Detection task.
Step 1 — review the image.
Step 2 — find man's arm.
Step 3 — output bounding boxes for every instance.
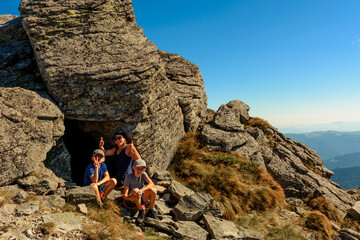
[99,137,117,156]
[125,140,141,160]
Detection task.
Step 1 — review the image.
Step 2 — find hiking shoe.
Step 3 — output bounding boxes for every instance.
[136,210,145,223]
[146,208,159,220]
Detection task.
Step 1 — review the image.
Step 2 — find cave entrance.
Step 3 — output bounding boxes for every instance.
[63,120,116,186]
[63,120,97,185]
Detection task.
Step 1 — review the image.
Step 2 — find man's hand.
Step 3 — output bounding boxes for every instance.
[99,137,105,150]
[126,140,136,155]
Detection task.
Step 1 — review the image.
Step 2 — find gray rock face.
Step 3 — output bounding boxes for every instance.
[214,100,250,131]
[173,192,223,221]
[44,139,72,182]
[348,201,360,221]
[66,186,96,204]
[159,50,207,132]
[144,217,208,240]
[203,214,264,240]
[0,87,64,186]
[0,15,45,91]
[168,180,195,200]
[19,0,207,172]
[200,100,355,215]
[16,201,40,216]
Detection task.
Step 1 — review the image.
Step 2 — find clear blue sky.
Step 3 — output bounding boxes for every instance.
[3,0,360,128]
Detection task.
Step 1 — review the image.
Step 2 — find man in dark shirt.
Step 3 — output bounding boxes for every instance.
[99,130,141,187]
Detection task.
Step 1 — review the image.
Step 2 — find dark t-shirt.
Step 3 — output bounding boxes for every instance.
[115,145,133,179]
[83,162,108,186]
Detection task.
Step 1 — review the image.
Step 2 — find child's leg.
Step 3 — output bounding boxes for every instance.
[127,188,143,210]
[142,187,157,209]
[102,178,117,198]
[90,183,102,206]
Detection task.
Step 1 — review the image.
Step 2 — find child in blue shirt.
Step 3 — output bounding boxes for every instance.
[83,149,117,207]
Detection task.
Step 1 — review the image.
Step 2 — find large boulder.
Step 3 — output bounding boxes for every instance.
[200,100,356,215]
[0,15,45,91]
[159,50,207,132]
[0,87,64,186]
[19,0,207,172]
[214,100,250,131]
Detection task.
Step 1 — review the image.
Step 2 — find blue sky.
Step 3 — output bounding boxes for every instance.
[3,1,360,129]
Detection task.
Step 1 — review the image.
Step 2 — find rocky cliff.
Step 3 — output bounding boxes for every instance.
[200,100,355,216]
[18,0,207,173]
[0,0,359,239]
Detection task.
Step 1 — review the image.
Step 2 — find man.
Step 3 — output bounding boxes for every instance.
[99,130,141,187]
[83,149,117,207]
[122,159,158,223]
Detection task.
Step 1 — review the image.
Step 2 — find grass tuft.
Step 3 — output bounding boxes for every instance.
[169,132,285,219]
[303,211,333,240]
[308,197,341,223]
[266,224,307,240]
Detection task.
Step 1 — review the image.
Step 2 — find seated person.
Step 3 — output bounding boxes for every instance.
[99,130,141,187]
[83,149,117,207]
[122,159,158,223]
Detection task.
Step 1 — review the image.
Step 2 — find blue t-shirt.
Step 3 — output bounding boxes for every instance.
[83,162,108,186]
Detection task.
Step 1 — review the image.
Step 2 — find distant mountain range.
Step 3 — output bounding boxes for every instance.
[332,167,360,189]
[325,152,360,170]
[285,131,360,161]
[278,121,360,134]
[285,131,360,189]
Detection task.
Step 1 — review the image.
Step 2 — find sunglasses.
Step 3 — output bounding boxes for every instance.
[115,136,124,141]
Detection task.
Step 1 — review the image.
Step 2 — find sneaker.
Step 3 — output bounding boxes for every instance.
[146,208,159,220]
[136,209,145,223]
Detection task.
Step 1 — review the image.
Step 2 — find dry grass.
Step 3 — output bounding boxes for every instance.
[340,218,360,232]
[169,132,285,219]
[266,224,307,240]
[245,117,276,148]
[236,209,306,239]
[246,117,271,131]
[308,197,341,223]
[302,211,333,240]
[36,222,55,236]
[83,200,143,240]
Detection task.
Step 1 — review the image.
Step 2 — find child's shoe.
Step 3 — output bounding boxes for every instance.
[146,208,159,220]
[136,209,145,223]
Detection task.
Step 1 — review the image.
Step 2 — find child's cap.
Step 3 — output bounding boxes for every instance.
[92,149,105,157]
[134,159,146,168]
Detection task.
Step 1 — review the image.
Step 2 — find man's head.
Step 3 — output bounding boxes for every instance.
[92,149,105,162]
[132,159,147,177]
[113,130,127,145]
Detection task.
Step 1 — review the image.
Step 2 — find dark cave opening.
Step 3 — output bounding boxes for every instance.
[63,120,118,186]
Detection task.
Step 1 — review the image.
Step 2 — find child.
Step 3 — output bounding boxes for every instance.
[83,149,117,207]
[122,159,158,223]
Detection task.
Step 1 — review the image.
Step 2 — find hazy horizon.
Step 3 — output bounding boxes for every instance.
[2,1,360,128]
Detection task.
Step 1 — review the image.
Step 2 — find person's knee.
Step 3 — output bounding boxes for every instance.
[150,187,157,196]
[111,178,117,186]
[90,183,97,191]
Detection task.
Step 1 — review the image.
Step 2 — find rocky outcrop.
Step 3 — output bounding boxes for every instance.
[159,50,207,131]
[19,0,207,172]
[0,15,45,91]
[0,87,65,186]
[200,100,356,215]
